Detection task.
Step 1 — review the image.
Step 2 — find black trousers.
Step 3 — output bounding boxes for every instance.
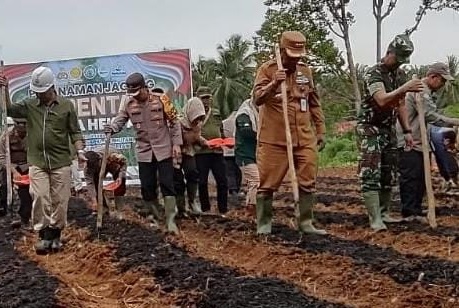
[174,154,199,197]
[195,153,228,213]
[138,156,175,201]
[225,156,242,194]
[399,150,424,217]
[0,166,32,222]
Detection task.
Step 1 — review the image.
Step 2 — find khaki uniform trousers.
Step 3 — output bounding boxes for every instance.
[30,165,71,231]
[257,143,317,194]
[240,163,260,206]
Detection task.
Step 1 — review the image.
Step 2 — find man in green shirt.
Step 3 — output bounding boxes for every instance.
[0,66,85,254]
[194,86,228,214]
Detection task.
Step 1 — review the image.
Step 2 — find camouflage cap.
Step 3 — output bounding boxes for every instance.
[196,86,212,98]
[387,34,414,64]
[280,31,306,58]
[427,62,454,81]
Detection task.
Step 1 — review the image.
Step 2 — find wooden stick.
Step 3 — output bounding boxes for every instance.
[96,133,111,229]
[0,59,13,215]
[413,75,437,228]
[274,44,299,205]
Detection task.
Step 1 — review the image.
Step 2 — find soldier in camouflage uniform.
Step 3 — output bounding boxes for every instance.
[356,34,424,231]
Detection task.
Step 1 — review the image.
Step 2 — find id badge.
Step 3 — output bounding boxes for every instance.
[300,98,308,112]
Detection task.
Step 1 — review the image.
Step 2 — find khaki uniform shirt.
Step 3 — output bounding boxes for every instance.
[253,60,325,147]
[111,91,183,162]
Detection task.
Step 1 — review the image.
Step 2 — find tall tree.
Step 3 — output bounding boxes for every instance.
[254,0,344,74]
[192,35,255,118]
[213,35,255,117]
[406,0,459,35]
[373,0,398,61]
[192,56,218,92]
[324,0,361,112]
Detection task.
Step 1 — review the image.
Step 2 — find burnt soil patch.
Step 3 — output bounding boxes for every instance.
[67,199,347,308]
[0,215,63,308]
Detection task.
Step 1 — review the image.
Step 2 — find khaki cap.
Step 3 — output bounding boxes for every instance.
[280,31,306,58]
[427,62,454,81]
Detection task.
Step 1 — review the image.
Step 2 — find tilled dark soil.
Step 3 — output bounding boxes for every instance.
[0,216,63,308]
[2,166,459,307]
[67,200,346,308]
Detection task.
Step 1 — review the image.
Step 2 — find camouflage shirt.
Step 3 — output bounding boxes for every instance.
[357,63,407,130]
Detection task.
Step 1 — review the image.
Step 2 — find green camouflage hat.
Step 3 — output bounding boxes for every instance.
[387,34,414,64]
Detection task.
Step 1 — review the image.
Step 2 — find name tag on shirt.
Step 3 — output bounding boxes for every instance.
[300,98,308,112]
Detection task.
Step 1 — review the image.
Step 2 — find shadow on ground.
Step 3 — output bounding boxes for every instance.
[0,216,65,308]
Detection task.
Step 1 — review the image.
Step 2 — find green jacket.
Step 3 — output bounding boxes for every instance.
[195,108,223,155]
[235,114,257,166]
[7,96,83,170]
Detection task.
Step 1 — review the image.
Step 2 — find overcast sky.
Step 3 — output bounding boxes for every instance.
[0,0,458,67]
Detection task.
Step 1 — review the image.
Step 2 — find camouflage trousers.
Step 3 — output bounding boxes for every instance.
[356,124,399,192]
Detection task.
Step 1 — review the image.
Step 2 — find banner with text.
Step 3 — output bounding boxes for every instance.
[3,49,192,178]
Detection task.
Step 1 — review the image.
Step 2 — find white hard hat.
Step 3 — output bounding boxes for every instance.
[30,66,55,93]
[6,117,14,125]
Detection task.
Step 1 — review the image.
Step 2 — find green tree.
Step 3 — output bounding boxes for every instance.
[191,56,218,92]
[254,0,344,74]
[324,0,361,112]
[439,55,459,108]
[213,35,255,117]
[192,35,255,118]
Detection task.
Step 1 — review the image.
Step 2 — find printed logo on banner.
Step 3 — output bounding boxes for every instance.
[97,65,110,79]
[57,69,69,80]
[111,63,127,78]
[83,65,97,80]
[70,67,82,80]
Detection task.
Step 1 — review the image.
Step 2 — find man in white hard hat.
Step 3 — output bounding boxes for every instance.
[6,117,14,131]
[0,66,86,254]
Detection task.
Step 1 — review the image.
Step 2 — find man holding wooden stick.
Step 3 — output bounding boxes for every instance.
[107,73,183,234]
[357,34,424,231]
[253,31,326,235]
[0,66,86,254]
[396,63,458,221]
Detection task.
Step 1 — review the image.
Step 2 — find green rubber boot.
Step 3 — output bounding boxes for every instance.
[256,193,273,235]
[187,183,202,214]
[164,196,179,234]
[363,191,387,231]
[380,189,402,223]
[297,192,327,235]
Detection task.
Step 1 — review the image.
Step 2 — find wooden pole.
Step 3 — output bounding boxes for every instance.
[413,75,437,228]
[96,133,111,229]
[274,44,299,206]
[0,59,13,216]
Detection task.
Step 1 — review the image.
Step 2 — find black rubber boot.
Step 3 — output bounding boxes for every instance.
[50,228,62,251]
[35,227,53,255]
